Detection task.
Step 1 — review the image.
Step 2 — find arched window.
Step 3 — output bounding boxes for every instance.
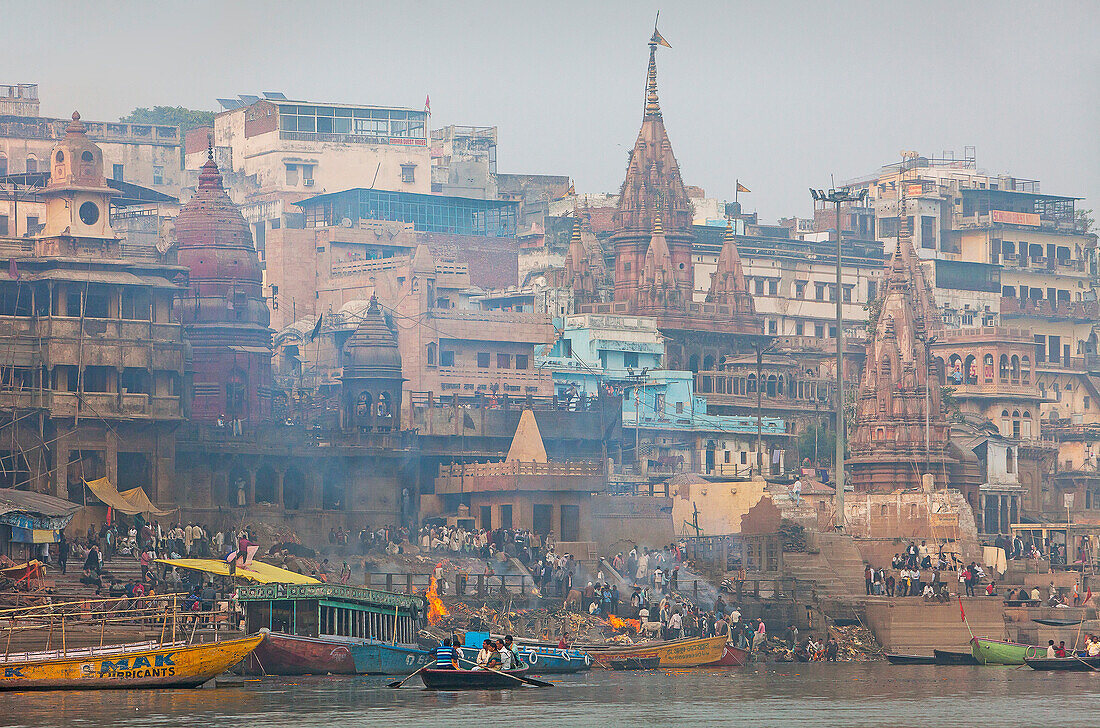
[376,391,392,417]
[1001,409,1011,437]
[747,373,757,394]
[999,354,1009,380]
[688,354,700,373]
[1012,410,1021,439]
[703,355,715,371]
[426,342,436,366]
[948,355,963,384]
[1021,411,1032,439]
[766,374,777,398]
[964,354,977,384]
[1010,355,1020,381]
[24,155,37,174]
[983,354,994,382]
[355,391,372,421]
[1022,356,1031,384]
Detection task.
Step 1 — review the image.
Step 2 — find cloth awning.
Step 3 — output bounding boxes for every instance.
[156,558,320,585]
[84,477,176,516]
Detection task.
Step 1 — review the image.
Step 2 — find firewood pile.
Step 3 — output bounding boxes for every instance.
[779,521,807,552]
[422,600,636,645]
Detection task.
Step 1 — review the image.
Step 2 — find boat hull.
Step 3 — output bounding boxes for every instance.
[591,635,728,668]
[350,642,434,675]
[886,653,937,665]
[246,632,358,675]
[420,667,530,690]
[0,634,264,691]
[706,644,751,667]
[610,656,660,670]
[933,649,980,666]
[1024,656,1100,671]
[971,637,1042,665]
[457,645,590,674]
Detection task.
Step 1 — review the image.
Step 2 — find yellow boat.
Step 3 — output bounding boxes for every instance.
[591,634,728,668]
[0,632,265,691]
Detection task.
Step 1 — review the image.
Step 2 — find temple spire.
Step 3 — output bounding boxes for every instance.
[645,17,671,118]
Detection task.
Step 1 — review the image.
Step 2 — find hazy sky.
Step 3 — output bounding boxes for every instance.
[5,0,1098,222]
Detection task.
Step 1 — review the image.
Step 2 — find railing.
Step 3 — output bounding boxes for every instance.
[439,459,602,479]
[362,571,535,596]
[174,422,417,450]
[1001,297,1098,320]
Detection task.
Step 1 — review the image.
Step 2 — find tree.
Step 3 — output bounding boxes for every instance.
[120,106,215,131]
[1075,208,1095,234]
[794,424,836,468]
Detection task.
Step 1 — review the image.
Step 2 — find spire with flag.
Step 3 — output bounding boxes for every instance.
[424,94,431,115]
[645,13,671,118]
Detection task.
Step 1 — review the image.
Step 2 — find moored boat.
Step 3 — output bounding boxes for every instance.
[420,666,534,690]
[590,634,727,668]
[970,636,1042,665]
[0,633,264,691]
[457,643,590,675]
[609,656,660,670]
[706,643,751,667]
[933,649,980,666]
[351,641,434,675]
[1033,618,1083,627]
[237,582,426,675]
[1024,655,1100,671]
[886,653,937,665]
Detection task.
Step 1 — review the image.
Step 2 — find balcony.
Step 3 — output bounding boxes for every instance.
[1001,297,1098,321]
[43,391,181,420]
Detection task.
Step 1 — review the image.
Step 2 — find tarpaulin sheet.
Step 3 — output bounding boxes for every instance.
[983,545,1007,575]
[84,477,176,516]
[156,558,321,585]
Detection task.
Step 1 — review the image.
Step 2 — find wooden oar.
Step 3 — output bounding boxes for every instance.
[387,663,430,688]
[456,656,553,688]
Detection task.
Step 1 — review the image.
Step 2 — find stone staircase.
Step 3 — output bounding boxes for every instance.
[782,532,868,608]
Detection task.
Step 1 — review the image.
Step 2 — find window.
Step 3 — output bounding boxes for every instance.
[285,164,299,186]
[497,353,511,369]
[152,165,164,186]
[829,325,837,338]
[25,216,39,234]
[24,156,37,174]
[795,321,804,336]
[515,354,528,370]
[623,352,639,368]
[815,283,826,301]
[78,202,100,225]
[425,343,436,367]
[401,164,416,183]
[0,215,7,236]
[112,164,123,181]
[814,324,824,338]
[842,285,854,303]
[828,285,838,302]
[754,279,764,295]
[0,155,6,176]
[768,319,778,335]
[794,281,806,298]
[476,352,490,368]
[767,279,777,296]
[921,215,936,249]
[302,165,313,184]
[676,401,684,414]
[440,350,455,367]
[867,280,877,300]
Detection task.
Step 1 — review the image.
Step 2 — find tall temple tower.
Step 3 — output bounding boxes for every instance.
[705,219,755,315]
[340,295,403,433]
[847,232,952,492]
[611,27,695,303]
[175,148,273,425]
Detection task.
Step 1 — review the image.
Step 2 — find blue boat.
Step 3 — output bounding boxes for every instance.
[459,633,591,674]
[351,641,434,675]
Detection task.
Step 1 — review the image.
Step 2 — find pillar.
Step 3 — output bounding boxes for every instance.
[274,468,285,508]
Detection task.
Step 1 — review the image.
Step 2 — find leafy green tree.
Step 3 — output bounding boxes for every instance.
[1076,208,1095,234]
[120,106,215,131]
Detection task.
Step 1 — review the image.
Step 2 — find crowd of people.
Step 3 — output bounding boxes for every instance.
[860,541,990,601]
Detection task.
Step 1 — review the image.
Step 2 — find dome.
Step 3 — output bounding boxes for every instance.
[175,152,262,285]
[341,297,402,380]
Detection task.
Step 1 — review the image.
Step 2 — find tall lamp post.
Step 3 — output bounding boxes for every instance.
[810,186,867,530]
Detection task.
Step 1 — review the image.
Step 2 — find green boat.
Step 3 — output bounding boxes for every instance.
[970,636,1043,665]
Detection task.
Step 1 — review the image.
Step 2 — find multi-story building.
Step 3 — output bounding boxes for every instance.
[430,125,497,198]
[0,85,181,195]
[185,93,432,236]
[0,112,188,503]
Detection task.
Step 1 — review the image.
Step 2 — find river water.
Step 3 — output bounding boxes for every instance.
[8,663,1100,728]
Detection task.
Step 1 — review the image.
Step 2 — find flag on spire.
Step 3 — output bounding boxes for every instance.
[651,13,672,47]
[736,182,751,193]
[424,94,431,115]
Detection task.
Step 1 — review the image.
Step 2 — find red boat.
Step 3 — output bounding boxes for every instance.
[245,632,357,675]
[706,643,750,667]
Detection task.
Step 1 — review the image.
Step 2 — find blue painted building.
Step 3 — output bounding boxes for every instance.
[537,313,789,476]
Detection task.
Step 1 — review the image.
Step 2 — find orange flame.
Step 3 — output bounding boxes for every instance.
[426,574,449,625]
[606,614,642,633]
